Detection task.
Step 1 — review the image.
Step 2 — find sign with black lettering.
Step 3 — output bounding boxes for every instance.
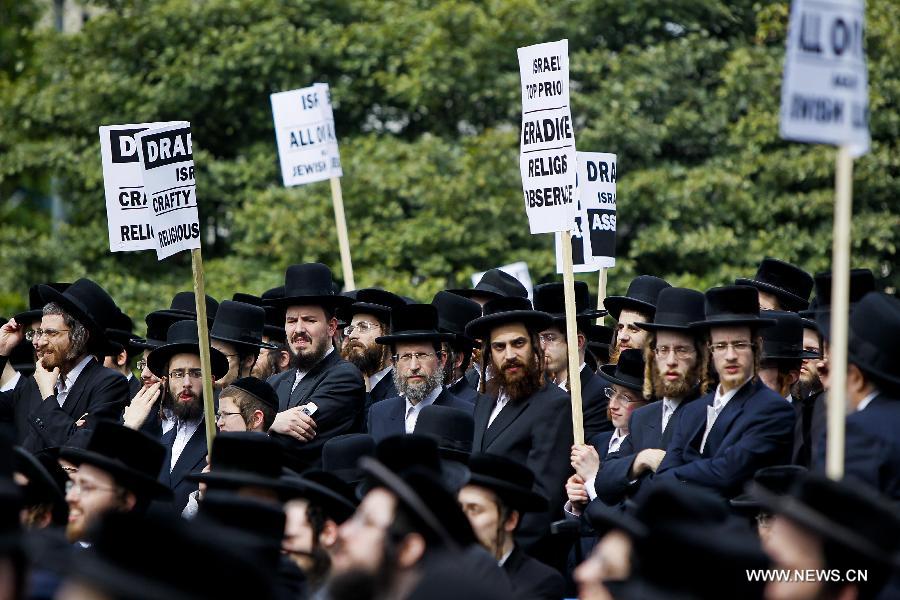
[780,0,869,155]
[135,122,201,260]
[517,40,577,234]
[556,152,617,273]
[271,82,342,186]
[99,122,180,252]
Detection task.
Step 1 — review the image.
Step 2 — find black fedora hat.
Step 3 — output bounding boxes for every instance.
[375,304,454,346]
[38,278,118,351]
[60,421,172,500]
[367,434,470,494]
[14,282,69,325]
[690,285,777,330]
[798,297,820,332]
[234,289,288,344]
[448,268,528,302]
[730,465,808,514]
[146,320,229,380]
[634,287,706,332]
[431,291,482,349]
[146,291,219,330]
[599,348,645,391]
[341,288,407,323]
[464,296,553,341]
[813,268,877,338]
[533,281,606,326]
[210,300,277,351]
[604,275,671,322]
[322,433,376,484]
[735,257,814,312]
[129,315,171,351]
[464,453,547,513]
[196,491,285,567]
[12,446,68,526]
[414,405,474,462]
[225,376,279,412]
[268,263,351,311]
[188,431,288,491]
[586,324,613,364]
[103,310,141,357]
[278,474,357,524]
[301,470,360,509]
[759,311,819,362]
[846,292,900,389]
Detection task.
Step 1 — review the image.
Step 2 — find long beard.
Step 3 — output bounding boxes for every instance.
[290,334,330,371]
[791,375,823,402]
[341,341,385,375]
[487,356,543,403]
[395,367,444,404]
[171,390,204,421]
[652,362,700,398]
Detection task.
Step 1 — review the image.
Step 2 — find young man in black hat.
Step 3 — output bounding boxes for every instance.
[592,287,708,506]
[368,304,472,443]
[58,421,171,543]
[215,376,278,433]
[266,263,366,471]
[0,279,131,452]
[465,296,572,555]
[603,275,670,364]
[101,310,142,400]
[459,453,565,600]
[145,320,229,512]
[210,300,277,390]
[533,281,611,438]
[232,289,292,381]
[651,286,796,499]
[758,311,819,399]
[432,291,483,405]
[736,256,815,312]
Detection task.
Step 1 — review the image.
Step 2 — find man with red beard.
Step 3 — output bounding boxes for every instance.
[465,297,572,557]
[146,320,229,512]
[266,263,366,471]
[592,288,708,506]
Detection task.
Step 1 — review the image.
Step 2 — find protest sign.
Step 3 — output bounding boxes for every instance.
[471,261,534,300]
[517,39,577,234]
[780,0,869,156]
[135,122,200,261]
[99,122,180,252]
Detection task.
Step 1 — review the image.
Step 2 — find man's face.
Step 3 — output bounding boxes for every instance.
[65,464,123,543]
[283,498,316,572]
[652,330,698,398]
[574,529,632,600]
[285,306,336,369]
[757,291,782,311]
[167,353,203,421]
[216,394,248,432]
[799,328,820,385]
[613,310,649,359]
[332,488,395,575]
[763,516,826,600]
[393,341,444,403]
[490,323,534,381]
[458,485,504,557]
[608,384,643,430]
[341,313,386,375]
[539,326,567,375]
[211,339,241,388]
[34,314,74,371]
[709,326,755,392]
[140,349,159,389]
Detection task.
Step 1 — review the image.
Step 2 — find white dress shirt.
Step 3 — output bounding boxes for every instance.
[405,386,441,433]
[488,390,510,427]
[0,370,21,393]
[608,428,628,454]
[857,391,879,412]
[55,355,94,407]
[170,416,202,471]
[661,397,682,433]
[700,380,749,453]
[368,365,393,393]
[291,346,334,393]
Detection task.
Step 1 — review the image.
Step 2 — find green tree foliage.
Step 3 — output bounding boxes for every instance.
[0,0,896,328]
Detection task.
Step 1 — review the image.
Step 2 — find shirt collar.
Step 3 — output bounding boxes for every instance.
[857,391,879,412]
[60,355,94,389]
[368,364,393,389]
[498,547,514,567]
[662,397,682,411]
[713,378,751,409]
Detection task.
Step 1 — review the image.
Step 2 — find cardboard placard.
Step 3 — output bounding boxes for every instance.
[556,152,617,273]
[271,83,343,186]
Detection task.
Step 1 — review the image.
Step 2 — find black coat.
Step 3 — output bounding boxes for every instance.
[448,375,479,405]
[0,356,130,452]
[472,382,573,551]
[367,369,397,407]
[502,544,565,600]
[367,388,473,443]
[127,373,141,400]
[581,367,613,439]
[268,350,366,471]
[158,421,208,514]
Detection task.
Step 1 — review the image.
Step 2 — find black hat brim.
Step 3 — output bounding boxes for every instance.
[59,448,173,500]
[375,331,455,346]
[186,470,292,493]
[12,309,43,326]
[464,473,547,512]
[209,333,278,351]
[464,310,553,341]
[599,363,644,392]
[633,320,698,333]
[278,476,357,522]
[129,337,164,351]
[735,278,809,312]
[689,317,777,330]
[37,284,108,349]
[62,548,195,600]
[343,302,392,322]
[603,297,657,322]
[446,288,503,302]
[266,294,353,311]
[146,343,229,380]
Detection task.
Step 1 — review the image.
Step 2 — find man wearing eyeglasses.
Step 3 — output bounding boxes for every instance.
[650,285,796,499]
[367,304,472,443]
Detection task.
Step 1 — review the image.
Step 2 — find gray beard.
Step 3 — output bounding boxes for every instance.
[394,368,444,404]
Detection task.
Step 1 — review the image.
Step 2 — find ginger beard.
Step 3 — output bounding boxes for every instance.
[341,340,386,376]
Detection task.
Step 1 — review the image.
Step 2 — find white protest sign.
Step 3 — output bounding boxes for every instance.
[556,152,617,273]
[271,83,342,187]
[517,39,577,234]
[99,122,181,252]
[555,192,599,274]
[780,0,869,156]
[471,261,534,300]
[135,122,200,260]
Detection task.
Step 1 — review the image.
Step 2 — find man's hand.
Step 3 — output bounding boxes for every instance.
[565,474,589,511]
[33,360,59,400]
[269,407,318,442]
[123,381,162,430]
[629,448,667,478]
[0,319,24,357]
[571,443,601,483]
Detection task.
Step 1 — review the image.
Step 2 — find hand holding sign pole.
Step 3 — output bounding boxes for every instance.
[518,40,584,444]
[780,0,869,480]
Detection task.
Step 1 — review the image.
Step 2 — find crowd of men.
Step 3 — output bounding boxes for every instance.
[0,256,898,599]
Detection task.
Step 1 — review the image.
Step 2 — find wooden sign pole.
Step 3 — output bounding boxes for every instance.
[329,177,356,291]
[560,231,585,445]
[191,248,217,455]
[825,145,853,480]
[597,267,608,319]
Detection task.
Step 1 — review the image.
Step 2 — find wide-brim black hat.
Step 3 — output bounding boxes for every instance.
[735,257,814,312]
[846,292,900,388]
[376,303,454,345]
[341,288,407,323]
[760,311,820,361]
[690,285,777,330]
[14,282,70,325]
[634,287,706,332]
[278,474,357,523]
[233,291,286,344]
[12,446,68,525]
[187,431,287,491]
[464,296,552,341]
[604,275,671,322]
[322,433,376,484]
[38,278,117,352]
[364,435,470,496]
[464,453,547,512]
[431,291,482,349]
[210,300,277,351]
[415,405,474,462]
[448,268,528,302]
[268,263,352,310]
[146,292,219,329]
[599,348,645,391]
[533,281,606,325]
[146,320,229,379]
[729,465,808,513]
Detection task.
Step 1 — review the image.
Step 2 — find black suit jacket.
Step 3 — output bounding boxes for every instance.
[268,350,365,471]
[502,544,566,600]
[360,368,397,430]
[158,421,208,513]
[0,356,130,452]
[473,382,573,552]
[367,388,473,443]
[580,367,613,438]
[126,374,141,400]
[448,375,479,405]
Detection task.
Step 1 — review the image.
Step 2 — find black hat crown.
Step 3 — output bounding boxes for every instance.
[146,320,229,380]
[736,258,814,312]
[38,278,119,349]
[635,287,706,331]
[208,432,284,480]
[533,281,605,322]
[376,303,452,346]
[469,269,528,299]
[322,433,375,483]
[753,465,808,496]
[692,285,776,329]
[351,288,406,314]
[375,435,443,476]
[847,292,900,388]
[813,269,876,308]
[468,453,535,493]
[169,291,219,318]
[15,282,70,325]
[227,377,279,411]
[431,291,482,345]
[415,405,474,459]
[276,263,348,309]
[600,348,645,392]
[464,296,553,341]
[198,491,286,557]
[760,311,814,361]
[604,275,671,321]
[211,300,272,349]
